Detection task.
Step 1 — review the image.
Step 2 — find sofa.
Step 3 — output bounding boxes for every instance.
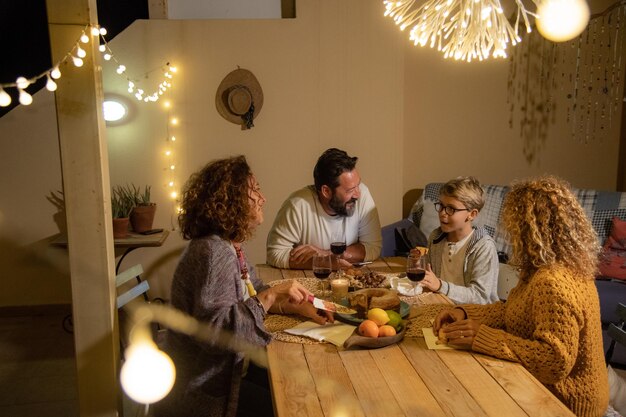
[382,182,626,365]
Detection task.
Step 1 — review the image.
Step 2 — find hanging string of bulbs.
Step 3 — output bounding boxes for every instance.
[0,24,177,107]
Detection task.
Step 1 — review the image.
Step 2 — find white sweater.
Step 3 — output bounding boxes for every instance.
[266,184,382,268]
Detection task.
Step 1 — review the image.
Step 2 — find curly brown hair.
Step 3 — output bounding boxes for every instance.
[178,155,255,242]
[501,176,600,281]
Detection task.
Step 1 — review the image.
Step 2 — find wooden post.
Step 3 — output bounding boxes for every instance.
[46,0,119,415]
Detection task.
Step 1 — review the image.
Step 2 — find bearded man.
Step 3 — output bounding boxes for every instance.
[266,148,382,269]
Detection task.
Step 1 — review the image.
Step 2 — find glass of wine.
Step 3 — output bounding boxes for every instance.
[330,229,347,272]
[406,253,426,295]
[312,254,332,296]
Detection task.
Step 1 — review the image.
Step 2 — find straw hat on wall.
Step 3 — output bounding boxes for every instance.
[215,68,264,130]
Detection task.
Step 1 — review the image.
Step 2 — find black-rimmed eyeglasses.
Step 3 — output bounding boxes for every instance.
[434,202,470,216]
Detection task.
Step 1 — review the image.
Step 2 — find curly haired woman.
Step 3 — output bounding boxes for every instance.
[154,156,332,417]
[434,176,609,417]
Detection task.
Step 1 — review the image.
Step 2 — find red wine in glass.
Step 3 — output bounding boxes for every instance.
[407,269,426,282]
[330,242,347,255]
[313,268,331,279]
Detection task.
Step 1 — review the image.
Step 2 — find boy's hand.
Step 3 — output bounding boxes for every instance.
[419,263,442,292]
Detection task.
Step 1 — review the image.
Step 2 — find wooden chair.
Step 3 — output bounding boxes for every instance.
[606,303,626,365]
[116,264,149,309]
[116,264,150,354]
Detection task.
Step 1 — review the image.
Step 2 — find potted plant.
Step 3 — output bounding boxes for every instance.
[112,185,134,238]
[127,184,157,233]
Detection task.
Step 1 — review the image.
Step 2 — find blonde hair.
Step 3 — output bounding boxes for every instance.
[501,176,600,281]
[440,176,484,211]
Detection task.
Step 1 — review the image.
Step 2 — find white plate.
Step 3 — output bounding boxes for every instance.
[389,277,423,296]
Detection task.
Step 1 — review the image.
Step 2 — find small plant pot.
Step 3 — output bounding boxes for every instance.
[130,204,157,233]
[113,217,130,239]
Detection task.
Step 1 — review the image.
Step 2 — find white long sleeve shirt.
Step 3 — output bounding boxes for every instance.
[266,184,382,268]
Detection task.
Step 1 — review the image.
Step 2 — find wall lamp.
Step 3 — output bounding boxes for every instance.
[103,93,134,126]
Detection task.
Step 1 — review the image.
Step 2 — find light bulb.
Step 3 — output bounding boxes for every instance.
[99,45,106,52]
[170,165,175,170]
[80,33,89,43]
[99,27,107,36]
[72,56,83,67]
[120,341,175,404]
[51,67,61,79]
[91,27,100,36]
[163,101,171,108]
[0,89,11,107]
[168,181,174,187]
[165,150,171,156]
[117,65,126,74]
[76,45,86,58]
[170,117,178,125]
[536,0,590,42]
[16,77,30,89]
[103,53,111,61]
[170,191,178,199]
[45,75,57,91]
[170,66,177,73]
[170,136,176,141]
[18,89,33,105]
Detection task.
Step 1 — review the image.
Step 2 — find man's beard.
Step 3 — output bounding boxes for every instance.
[329,193,357,217]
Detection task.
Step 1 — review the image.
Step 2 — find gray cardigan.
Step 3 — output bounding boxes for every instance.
[154,235,271,417]
[427,226,499,304]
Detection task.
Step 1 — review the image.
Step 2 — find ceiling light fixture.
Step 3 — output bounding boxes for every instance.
[383,0,590,62]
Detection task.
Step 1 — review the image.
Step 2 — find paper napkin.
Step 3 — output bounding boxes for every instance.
[285,321,356,346]
[390,277,424,296]
[422,327,454,350]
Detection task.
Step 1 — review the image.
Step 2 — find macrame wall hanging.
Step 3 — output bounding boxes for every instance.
[507,0,626,163]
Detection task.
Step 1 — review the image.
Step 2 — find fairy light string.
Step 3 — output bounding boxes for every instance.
[0,23,182,220]
[0,24,176,108]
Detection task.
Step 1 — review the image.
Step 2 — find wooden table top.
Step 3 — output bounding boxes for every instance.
[260,257,574,417]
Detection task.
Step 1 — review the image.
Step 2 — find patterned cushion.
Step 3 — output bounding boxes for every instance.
[409,183,626,262]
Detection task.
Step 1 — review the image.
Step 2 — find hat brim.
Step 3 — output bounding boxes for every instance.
[215,68,264,126]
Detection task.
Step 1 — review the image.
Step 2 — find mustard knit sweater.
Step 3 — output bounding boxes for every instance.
[462,266,609,417]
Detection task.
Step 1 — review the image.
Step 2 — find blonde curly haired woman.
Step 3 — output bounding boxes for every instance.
[434,176,609,417]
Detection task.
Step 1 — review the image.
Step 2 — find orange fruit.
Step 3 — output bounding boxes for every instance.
[358,320,379,338]
[378,325,397,337]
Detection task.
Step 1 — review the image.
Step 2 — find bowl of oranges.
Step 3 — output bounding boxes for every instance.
[343,308,406,349]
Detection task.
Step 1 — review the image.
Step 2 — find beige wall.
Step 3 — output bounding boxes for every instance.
[0,0,623,306]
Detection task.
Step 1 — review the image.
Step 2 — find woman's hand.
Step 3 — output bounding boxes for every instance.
[439,319,481,347]
[433,307,466,332]
[420,264,441,292]
[288,302,334,325]
[258,280,309,311]
[269,280,310,304]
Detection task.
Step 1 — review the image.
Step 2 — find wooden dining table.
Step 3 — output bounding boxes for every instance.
[255,257,575,417]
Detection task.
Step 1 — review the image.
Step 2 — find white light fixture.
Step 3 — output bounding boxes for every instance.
[120,339,176,404]
[384,0,591,61]
[103,94,133,125]
[103,99,127,122]
[536,0,590,42]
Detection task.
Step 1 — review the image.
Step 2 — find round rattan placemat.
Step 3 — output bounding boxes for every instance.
[264,278,452,344]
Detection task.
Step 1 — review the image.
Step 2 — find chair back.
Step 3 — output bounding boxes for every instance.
[116,264,149,308]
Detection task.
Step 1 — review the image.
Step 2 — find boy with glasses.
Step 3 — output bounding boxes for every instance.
[418,177,499,304]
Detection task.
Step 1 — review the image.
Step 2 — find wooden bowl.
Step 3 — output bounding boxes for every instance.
[343,324,406,349]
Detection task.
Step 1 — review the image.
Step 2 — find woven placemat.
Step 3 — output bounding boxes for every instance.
[263,280,453,343]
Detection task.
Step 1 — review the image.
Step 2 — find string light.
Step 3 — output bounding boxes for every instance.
[383,0,536,62]
[0,24,175,109]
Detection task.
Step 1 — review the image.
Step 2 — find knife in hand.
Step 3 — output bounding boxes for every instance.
[307,294,356,315]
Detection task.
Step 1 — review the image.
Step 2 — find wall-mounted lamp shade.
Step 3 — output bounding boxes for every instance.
[120,341,176,404]
[536,0,590,42]
[103,99,128,122]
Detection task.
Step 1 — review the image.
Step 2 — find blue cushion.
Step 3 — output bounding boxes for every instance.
[596,279,626,324]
